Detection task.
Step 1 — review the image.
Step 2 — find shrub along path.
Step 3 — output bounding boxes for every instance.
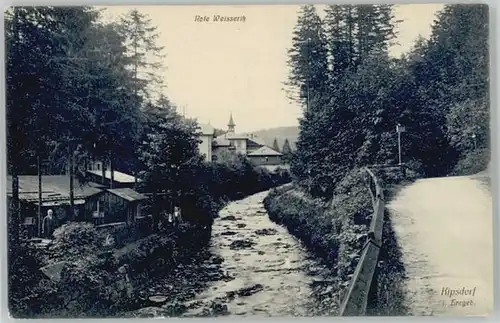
[387,175,493,316]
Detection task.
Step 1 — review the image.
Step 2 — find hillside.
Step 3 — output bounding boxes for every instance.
[252,126,299,151]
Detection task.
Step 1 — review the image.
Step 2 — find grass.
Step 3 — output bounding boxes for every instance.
[450,148,489,176]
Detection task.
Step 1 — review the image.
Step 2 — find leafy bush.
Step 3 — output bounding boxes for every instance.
[8,242,53,318]
[175,152,292,222]
[11,221,211,318]
[264,185,340,265]
[451,148,490,176]
[49,222,100,260]
[264,169,377,299]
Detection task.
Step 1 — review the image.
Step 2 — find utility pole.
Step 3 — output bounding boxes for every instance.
[307,37,311,113]
[109,150,114,189]
[68,142,75,219]
[396,123,405,165]
[37,155,42,237]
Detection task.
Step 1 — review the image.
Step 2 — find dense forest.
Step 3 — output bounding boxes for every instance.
[6,6,290,237]
[287,4,489,197]
[6,7,292,317]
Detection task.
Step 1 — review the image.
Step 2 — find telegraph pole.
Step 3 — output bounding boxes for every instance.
[307,37,311,113]
[396,123,405,165]
[37,155,42,237]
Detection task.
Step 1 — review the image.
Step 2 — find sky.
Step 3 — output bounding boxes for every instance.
[100,4,444,133]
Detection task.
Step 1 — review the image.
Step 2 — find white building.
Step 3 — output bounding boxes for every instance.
[197,114,284,169]
[197,123,215,161]
[211,113,268,157]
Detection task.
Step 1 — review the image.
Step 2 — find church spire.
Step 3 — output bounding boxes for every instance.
[228,112,235,133]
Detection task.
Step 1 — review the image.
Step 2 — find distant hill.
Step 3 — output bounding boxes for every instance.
[252,126,300,151]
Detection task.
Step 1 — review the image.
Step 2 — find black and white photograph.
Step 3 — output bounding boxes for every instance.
[4,3,492,318]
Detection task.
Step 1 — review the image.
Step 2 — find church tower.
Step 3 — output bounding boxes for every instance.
[227,112,235,133]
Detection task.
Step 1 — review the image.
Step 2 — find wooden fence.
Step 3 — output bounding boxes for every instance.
[339,167,385,316]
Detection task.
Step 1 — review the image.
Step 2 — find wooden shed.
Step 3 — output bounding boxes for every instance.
[247,146,283,166]
[95,188,148,226]
[7,175,104,238]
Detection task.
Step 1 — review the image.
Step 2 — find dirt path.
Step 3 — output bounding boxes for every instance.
[387,176,493,316]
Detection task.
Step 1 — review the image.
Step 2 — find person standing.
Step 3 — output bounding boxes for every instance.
[167,211,174,227]
[174,206,182,226]
[42,209,55,239]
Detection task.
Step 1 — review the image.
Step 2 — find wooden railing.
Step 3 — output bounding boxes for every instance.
[339,167,385,316]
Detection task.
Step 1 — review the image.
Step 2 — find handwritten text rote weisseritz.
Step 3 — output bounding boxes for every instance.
[194,15,246,23]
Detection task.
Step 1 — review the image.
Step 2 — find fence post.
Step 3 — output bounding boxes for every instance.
[340,167,385,316]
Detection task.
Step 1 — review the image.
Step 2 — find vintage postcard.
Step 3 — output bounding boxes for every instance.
[5,4,492,318]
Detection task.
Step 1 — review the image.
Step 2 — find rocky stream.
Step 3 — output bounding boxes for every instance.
[127,191,339,318]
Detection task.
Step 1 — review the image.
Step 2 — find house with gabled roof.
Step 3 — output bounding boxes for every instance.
[196,113,287,171]
[247,145,283,166]
[197,123,215,161]
[211,113,269,158]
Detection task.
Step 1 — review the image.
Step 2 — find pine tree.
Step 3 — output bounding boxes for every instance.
[433,4,488,105]
[119,9,166,103]
[324,5,355,80]
[370,5,400,55]
[282,138,291,155]
[6,6,102,225]
[292,4,401,194]
[6,7,148,220]
[324,4,399,73]
[119,9,166,187]
[406,4,489,175]
[286,5,329,112]
[281,138,294,166]
[272,138,280,152]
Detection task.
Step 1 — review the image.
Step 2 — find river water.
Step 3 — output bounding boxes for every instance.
[131,191,339,317]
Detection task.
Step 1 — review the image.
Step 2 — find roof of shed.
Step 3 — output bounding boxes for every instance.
[6,175,103,202]
[247,146,282,156]
[107,188,147,202]
[87,170,141,183]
